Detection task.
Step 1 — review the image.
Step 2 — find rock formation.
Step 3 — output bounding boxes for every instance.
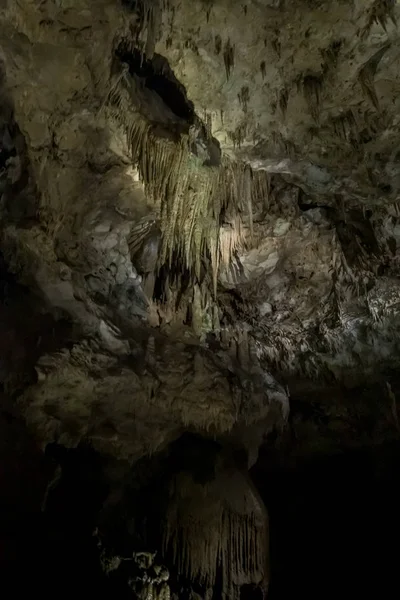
[1,1,400,598]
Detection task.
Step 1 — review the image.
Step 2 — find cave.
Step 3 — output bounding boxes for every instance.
[1,1,400,598]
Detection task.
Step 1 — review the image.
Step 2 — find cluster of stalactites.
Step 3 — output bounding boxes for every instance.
[162,472,268,600]
[105,62,270,294]
[126,0,165,58]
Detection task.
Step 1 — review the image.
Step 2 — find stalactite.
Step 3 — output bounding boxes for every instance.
[243,165,253,240]
[215,34,222,55]
[252,169,270,215]
[223,38,235,80]
[302,73,323,121]
[204,111,213,138]
[145,335,156,368]
[271,33,281,57]
[329,109,361,148]
[127,217,158,257]
[320,39,342,74]
[228,123,247,149]
[219,217,245,270]
[132,0,165,59]
[279,88,289,116]
[238,86,250,113]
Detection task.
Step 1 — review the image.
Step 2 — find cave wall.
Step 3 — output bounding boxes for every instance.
[1,1,400,598]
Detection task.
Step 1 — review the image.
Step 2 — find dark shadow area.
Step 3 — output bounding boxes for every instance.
[114,43,221,167]
[0,438,113,598]
[0,254,109,596]
[0,257,115,594]
[0,252,75,395]
[0,94,38,223]
[253,441,400,599]
[97,432,222,555]
[116,46,195,123]
[3,370,399,600]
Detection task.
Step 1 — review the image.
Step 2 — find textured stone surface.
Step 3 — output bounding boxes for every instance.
[156,1,400,199]
[3,3,400,598]
[0,0,400,464]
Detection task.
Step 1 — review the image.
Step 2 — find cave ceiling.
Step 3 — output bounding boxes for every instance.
[0,0,400,466]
